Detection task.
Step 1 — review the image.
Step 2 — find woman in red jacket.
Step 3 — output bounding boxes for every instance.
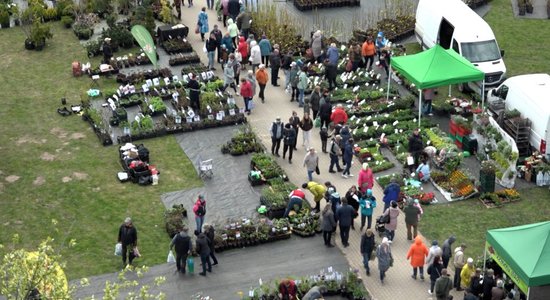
[240,78,253,114]
[237,36,248,68]
[330,104,348,125]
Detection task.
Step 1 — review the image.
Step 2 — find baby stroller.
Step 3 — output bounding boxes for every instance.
[375,215,387,237]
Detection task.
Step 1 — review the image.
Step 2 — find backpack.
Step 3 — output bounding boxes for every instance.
[291,72,300,87]
[196,205,206,216]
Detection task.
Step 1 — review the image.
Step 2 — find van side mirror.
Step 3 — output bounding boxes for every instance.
[500,49,505,57]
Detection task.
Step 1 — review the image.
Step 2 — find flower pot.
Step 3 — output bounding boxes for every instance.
[24,38,36,50]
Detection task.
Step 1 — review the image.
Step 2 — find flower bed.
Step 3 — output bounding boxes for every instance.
[431,170,478,201]
[479,189,520,208]
[288,208,320,237]
[168,52,201,66]
[250,153,288,182]
[162,38,193,54]
[212,218,292,252]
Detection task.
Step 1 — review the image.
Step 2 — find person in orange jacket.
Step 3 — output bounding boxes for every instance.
[407,236,429,280]
[361,36,376,71]
[255,64,269,103]
[330,104,348,125]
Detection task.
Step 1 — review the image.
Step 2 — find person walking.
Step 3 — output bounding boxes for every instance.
[407,236,429,280]
[403,199,421,240]
[331,104,348,125]
[118,217,138,268]
[359,189,376,230]
[382,178,400,212]
[357,162,374,194]
[210,25,223,64]
[441,235,456,269]
[237,36,248,67]
[246,69,256,99]
[324,59,338,91]
[227,18,238,49]
[460,258,476,290]
[303,147,319,182]
[255,64,268,102]
[258,34,272,67]
[342,138,354,178]
[320,204,336,247]
[169,227,192,274]
[235,6,251,37]
[204,224,219,266]
[205,33,219,70]
[428,255,444,295]
[309,86,321,119]
[302,181,326,212]
[249,40,261,72]
[288,111,300,150]
[345,185,361,230]
[361,36,376,71]
[187,73,201,111]
[299,112,313,149]
[376,237,392,284]
[453,243,467,290]
[269,116,284,157]
[360,228,376,276]
[319,92,333,128]
[197,7,209,42]
[281,51,293,90]
[426,240,443,267]
[382,201,400,241]
[195,231,212,276]
[221,0,229,26]
[310,30,324,62]
[328,135,343,173]
[320,126,329,153]
[282,123,296,164]
[227,0,240,24]
[240,77,253,114]
[192,195,207,233]
[297,67,308,107]
[289,62,299,102]
[434,269,453,300]
[269,49,281,86]
[336,198,355,247]
[222,57,237,93]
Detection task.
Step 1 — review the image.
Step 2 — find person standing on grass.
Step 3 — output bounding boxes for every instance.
[299,112,313,149]
[195,230,212,276]
[255,64,268,103]
[282,123,296,164]
[407,236,429,281]
[321,204,336,247]
[303,147,319,182]
[118,217,138,268]
[270,116,284,157]
[336,197,355,248]
[441,235,456,269]
[453,243,467,291]
[269,49,281,86]
[359,189,376,230]
[434,269,453,300]
[376,237,392,284]
[103,38,113,64]
[258,34,272,67]
[197,7,209,42]
[360,228,376,276]
[169,226,192,274]
[193,195,207,233]
[404,198,421,240]
[383,201,400,241]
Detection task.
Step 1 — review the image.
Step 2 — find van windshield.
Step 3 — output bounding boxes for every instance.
[460,40,501,63]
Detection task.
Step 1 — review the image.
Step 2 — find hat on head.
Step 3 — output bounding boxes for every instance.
[302,183,308,188]
[259,64,265,69]
[276,116,281,121]
[105,37,111,42]
[290,62,296,67]
[362,162,369,170]
[199,194,204,200]
[432,240,438,246]
[467,257,474,264]
[124,217,132,224]
[366,189,372,196]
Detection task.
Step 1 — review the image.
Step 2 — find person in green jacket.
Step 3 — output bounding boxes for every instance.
[403,198,420,240]
[359,189,377,230]
[227,18,239,49]
[302,181,326,212]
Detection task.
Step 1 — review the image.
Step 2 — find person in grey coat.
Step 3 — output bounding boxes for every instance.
[403,199,421,240]
[441,235,456,268]
[376,237,392,284]
[310,30,324,62]
[321,204,336,247]
[302,285,327,300]
[195,231,212,276]
[223,57,237,93]
[335,198,356,247]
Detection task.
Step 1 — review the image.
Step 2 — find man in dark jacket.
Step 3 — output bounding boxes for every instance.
[403,199,420,240]
[103,38,113,64]
[187,73,201,111]
[195,231,212,276]
[382,178,400,212]
[328,135,343,173]
[170,227,192,273]
[118,217,138,267]
[282,123,297,164]
[204,224,219,266]
[319,93,333,129]
[481,268,496,300]
[441,235,456,268]
[336,198,356,247]
[408,127,424,172]
[360,229,375,275]
[324,59,337,90]
[309,86,321,119]
[227,0,240,22]
[269,49,281,86]
[270,117,284,156]
[288,111,300,150]
[434,269,453,300]
[210,25,223,63]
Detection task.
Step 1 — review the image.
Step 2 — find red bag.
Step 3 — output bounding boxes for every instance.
[418,171,424,179]
[345,60,353,72]
[195,25,200,34]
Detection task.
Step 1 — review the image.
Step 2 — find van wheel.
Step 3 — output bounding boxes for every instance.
[458,83,472,93]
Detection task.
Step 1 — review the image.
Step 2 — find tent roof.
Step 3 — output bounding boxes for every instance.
[486,221,550,287]
[391,45,485,89]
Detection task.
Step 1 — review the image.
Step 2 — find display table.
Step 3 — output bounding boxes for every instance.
[157,24,189,43]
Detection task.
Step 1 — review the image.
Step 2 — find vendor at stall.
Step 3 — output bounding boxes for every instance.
[415,159,431,182]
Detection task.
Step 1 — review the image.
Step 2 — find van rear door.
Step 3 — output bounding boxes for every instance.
[438,18,454,49]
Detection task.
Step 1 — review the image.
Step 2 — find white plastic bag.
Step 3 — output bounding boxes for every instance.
[115,243,122,256]
[167,250,176,263]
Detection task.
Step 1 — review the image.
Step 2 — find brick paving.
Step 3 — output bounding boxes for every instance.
[177,6,463,300]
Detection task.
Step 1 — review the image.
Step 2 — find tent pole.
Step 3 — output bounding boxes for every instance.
[483,244,487,274]
[448,85,451,97]
[418,90,422,127]
[386,65,392,101]
[481,80,486,111]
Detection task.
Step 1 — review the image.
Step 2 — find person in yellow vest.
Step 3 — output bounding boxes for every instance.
[302,181,327,212]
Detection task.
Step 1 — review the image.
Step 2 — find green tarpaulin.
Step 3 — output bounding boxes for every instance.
[390,45,484,89]
[131,25,157,67]
[486,221,550,289]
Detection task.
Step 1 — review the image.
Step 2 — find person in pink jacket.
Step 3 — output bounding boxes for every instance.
[358,162,374,194]
[192,195,207,233]
[240,78,253,114]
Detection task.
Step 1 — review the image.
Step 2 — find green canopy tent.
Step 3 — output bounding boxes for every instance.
[485,221,550,298]
[387,45,485,125]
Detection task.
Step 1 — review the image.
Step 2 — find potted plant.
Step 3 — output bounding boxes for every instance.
[0,8,10,29]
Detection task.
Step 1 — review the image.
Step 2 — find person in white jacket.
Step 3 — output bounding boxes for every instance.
[249,40,262,72]
[426,240,442,267]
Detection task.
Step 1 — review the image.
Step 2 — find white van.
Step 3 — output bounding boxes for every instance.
[487,74,550,156]
[415,0,506,93]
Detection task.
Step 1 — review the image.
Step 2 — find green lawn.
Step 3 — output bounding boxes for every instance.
[0,24,202,279]
[420,187,550,265]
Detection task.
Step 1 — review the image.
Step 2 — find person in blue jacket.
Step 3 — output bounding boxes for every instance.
[382,177,400,212]
[258,34,272,68]
[359,189,377,230]
[342,138,354,178]
[197,7,210,41]
[326,43,339,66]
[221,32,234,54]
[375,31,388,60]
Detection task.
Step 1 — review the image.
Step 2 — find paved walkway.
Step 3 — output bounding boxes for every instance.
[173,5,465,299]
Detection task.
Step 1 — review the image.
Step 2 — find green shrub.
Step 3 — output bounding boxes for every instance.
[61,15,74,28]
[0,9,9,29]
[43,7,58,22]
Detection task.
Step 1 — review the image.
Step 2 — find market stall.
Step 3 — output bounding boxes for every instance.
[485,221,550,299]
[388,45,485,125]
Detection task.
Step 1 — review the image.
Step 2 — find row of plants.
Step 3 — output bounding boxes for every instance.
[162,38,193,54]
[293,0,360,11]
[259,178,298,218]
[354,146,394,173]
[168,52,201,66]
[250,153,288,183]
[211,218,292,252]
[431,169,478,201]
[221,125,264,156]
[114,68,173,85]
[351,15,415,42]
[243,270,369,300]
[288,207,321,237]
[479,189,521,208]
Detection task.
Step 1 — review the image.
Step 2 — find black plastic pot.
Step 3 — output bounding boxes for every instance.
[24,38,36,50]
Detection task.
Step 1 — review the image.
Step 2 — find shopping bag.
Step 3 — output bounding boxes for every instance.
[167,250,176,263]
[406,155,414,166]
[314,116,321,128]
[187,257,195,273]
[114,243,122,256]
[133,246,141,258]
[248,99,255,110]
